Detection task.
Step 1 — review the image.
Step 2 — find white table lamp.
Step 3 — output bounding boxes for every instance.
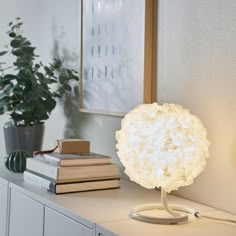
[116,103,210,224]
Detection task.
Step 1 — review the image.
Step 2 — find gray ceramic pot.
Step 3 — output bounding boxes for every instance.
[3,122,44,156]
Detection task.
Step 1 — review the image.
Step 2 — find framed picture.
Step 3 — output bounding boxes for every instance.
[80,0,157,116]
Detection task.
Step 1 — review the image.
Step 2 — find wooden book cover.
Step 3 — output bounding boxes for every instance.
[26,158,119,182]
[24,170,120,194]
[34,152,111,167]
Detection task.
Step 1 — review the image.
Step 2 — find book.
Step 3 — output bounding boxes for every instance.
[33,152,112,167]
[24,170,120,194]
[26,158,119,182]
[54,139,90,154]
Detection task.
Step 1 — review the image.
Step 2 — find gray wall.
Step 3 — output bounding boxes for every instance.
[0,0,236,215]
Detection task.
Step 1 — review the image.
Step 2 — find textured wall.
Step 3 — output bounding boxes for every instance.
[158,0,236,214]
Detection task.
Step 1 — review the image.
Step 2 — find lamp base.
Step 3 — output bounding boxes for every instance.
[130,203,196,224]
[129,189,196,224]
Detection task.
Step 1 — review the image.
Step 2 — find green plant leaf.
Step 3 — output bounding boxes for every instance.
[9,32,16,38]
[52,59,62,69]
[49,78,57,83]
[34,64,40,70]
[0,95,10,106]
[0,51,8,56]
[0,92,9,99]
[21,41,31,47]
[15,102,34,112]
[4,74,17,80]
[64,84,71,91]
[59,75,66,84]
[0,82,13,91]
[44,97,56,111]
[53,92,62,98]
[12,22,23,30]
[44,66,54,76]
[0,75,15,87]
[22,46,35,54]
[72,73,79,81]
[0,107,4,115]
[10,39,22,48]
[12,49,23,56]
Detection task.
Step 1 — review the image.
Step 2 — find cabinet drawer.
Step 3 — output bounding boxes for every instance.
[0,181,8,236]
[96,225,117,236]
[44,207,93,236]
[8,189,44,236]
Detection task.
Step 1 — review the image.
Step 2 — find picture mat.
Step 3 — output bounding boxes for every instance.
[81,0,145,115]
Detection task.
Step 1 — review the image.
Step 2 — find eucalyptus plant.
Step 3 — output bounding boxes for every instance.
[0,18,79,126]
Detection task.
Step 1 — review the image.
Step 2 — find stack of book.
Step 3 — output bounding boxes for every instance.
[24,139,120,194]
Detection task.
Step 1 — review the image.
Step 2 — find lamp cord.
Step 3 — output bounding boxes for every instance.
[194,212,236,224]
[162,189,236,225]
[161,189,236,224]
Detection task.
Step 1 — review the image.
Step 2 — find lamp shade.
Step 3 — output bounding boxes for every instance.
[116,103,210,193]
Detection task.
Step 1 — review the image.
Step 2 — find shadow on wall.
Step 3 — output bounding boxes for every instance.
[50,24,129,180]
[62,85,82,139]
[51,24,83,139]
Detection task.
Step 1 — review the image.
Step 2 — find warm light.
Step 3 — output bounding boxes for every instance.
[116,103,210,224]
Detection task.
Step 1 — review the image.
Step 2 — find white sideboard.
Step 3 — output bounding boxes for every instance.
[0,163,236,236]
[0,177,8,236]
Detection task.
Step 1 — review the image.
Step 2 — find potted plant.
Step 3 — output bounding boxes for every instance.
[0,18,79,155]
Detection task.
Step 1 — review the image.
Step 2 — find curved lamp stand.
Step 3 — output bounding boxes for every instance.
[129,188,196,224]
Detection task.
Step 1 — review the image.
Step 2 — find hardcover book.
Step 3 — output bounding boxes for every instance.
[34,152,112,167]
[55,139,90,154]
[24,170,120,194]
[26,158,119,182]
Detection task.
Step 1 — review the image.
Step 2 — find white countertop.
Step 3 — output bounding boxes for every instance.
[1,160,236,235]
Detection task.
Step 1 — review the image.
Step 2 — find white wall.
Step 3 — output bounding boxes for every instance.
[158,0,236,214]
[0,0,236,215]
[0,0,81,150]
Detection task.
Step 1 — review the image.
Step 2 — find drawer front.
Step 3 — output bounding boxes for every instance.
[8,189,44,236]
[96,225,117,236]
[44,207,93,236]
[0,182,8,236]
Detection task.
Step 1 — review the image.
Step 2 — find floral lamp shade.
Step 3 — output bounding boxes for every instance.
[116,103,210,224]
